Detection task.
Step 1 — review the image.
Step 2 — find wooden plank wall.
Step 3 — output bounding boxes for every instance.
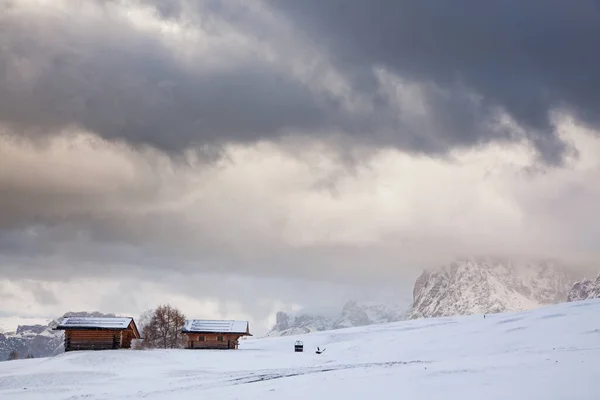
[64,328,138,351]
[65,330,121,351]
[184,333,243,350]
[121,331,134,349]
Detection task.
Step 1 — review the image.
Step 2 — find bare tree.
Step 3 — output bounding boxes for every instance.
[141,304,186,349]
[137,309,154,336]
[7,350,19,361]
[132,309,154,350]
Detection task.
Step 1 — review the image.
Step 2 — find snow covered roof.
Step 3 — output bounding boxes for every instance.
[182,320,250,334]
[55,317,134,331]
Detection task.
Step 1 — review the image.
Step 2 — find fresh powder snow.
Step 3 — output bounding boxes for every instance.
[182,320,248,334]
[56,317,133,330]
[0,299,598,399]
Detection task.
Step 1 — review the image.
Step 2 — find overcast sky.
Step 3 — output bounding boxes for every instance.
[1,0,600,335]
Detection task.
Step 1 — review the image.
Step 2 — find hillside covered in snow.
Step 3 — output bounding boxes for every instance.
[410,258,577,319]
[266,300,408,337]
[0,299,598,399]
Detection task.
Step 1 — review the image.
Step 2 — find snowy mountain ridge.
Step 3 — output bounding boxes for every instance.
[0,324,63,361]
[409,258,578,319]
[266,300,408,337]
[568,273,600,302]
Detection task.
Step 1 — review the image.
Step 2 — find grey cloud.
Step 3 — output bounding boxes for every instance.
[270,0,600,163]
[3,1,598,162]
[0,1,330,152]
[1,126,600,287]
[0,223,421,284]
[143,0,184,20]
[20,281,58,306]
[2,212,597,288]
[2,1,600,327]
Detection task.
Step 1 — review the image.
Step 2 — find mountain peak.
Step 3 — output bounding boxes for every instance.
[568,273,600,302]
[267,300,408,337]
[410,258,577,319]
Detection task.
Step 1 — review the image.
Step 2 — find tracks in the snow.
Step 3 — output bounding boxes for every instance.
[221,360,429,386]
[128,360,430,398]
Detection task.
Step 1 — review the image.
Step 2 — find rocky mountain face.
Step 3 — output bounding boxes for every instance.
[409,258,578,319]
[568,274,600,302]
[0,324,63,361]
[0,311,117,362]
[266,300,408,337]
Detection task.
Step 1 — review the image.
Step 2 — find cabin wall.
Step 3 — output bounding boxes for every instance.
[121,330,135,349]
[64,329,135,351]
[184,333,243,350]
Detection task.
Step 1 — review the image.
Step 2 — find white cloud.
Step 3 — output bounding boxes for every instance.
[1,116,599,333]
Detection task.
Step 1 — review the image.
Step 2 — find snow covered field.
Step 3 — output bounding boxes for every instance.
[1,300,599,400]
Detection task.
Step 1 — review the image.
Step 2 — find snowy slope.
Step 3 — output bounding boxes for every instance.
[267,300,407,337]
[1,299,599,399]
[410,258,577,319]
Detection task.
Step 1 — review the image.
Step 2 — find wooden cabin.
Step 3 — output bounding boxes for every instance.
[182,320,251,350]
[54,317,141,352]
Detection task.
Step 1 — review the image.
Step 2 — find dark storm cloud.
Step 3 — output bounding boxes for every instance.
[2,1,598,161]
[270,0,600,163]
[143,0,184,20]
[0,220,424,285]
[0,1,330,152]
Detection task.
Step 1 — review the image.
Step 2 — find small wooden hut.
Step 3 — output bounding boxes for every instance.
[54,317,141,352]
[182,320,251,350]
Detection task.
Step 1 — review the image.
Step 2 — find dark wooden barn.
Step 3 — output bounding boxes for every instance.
[54,317,141,351]
[182,320,251,350]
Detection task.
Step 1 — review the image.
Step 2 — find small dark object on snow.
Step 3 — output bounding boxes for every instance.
[294,340,304,352]
[316,346,326,354]
[484,314,486,319]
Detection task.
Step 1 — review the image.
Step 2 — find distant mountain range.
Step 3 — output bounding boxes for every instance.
[409,258,579,319]
[266,300,409,337]
[267,258,590,337]
[0,324,63,361]
[4,261,596,356]
[0,312,116,362]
